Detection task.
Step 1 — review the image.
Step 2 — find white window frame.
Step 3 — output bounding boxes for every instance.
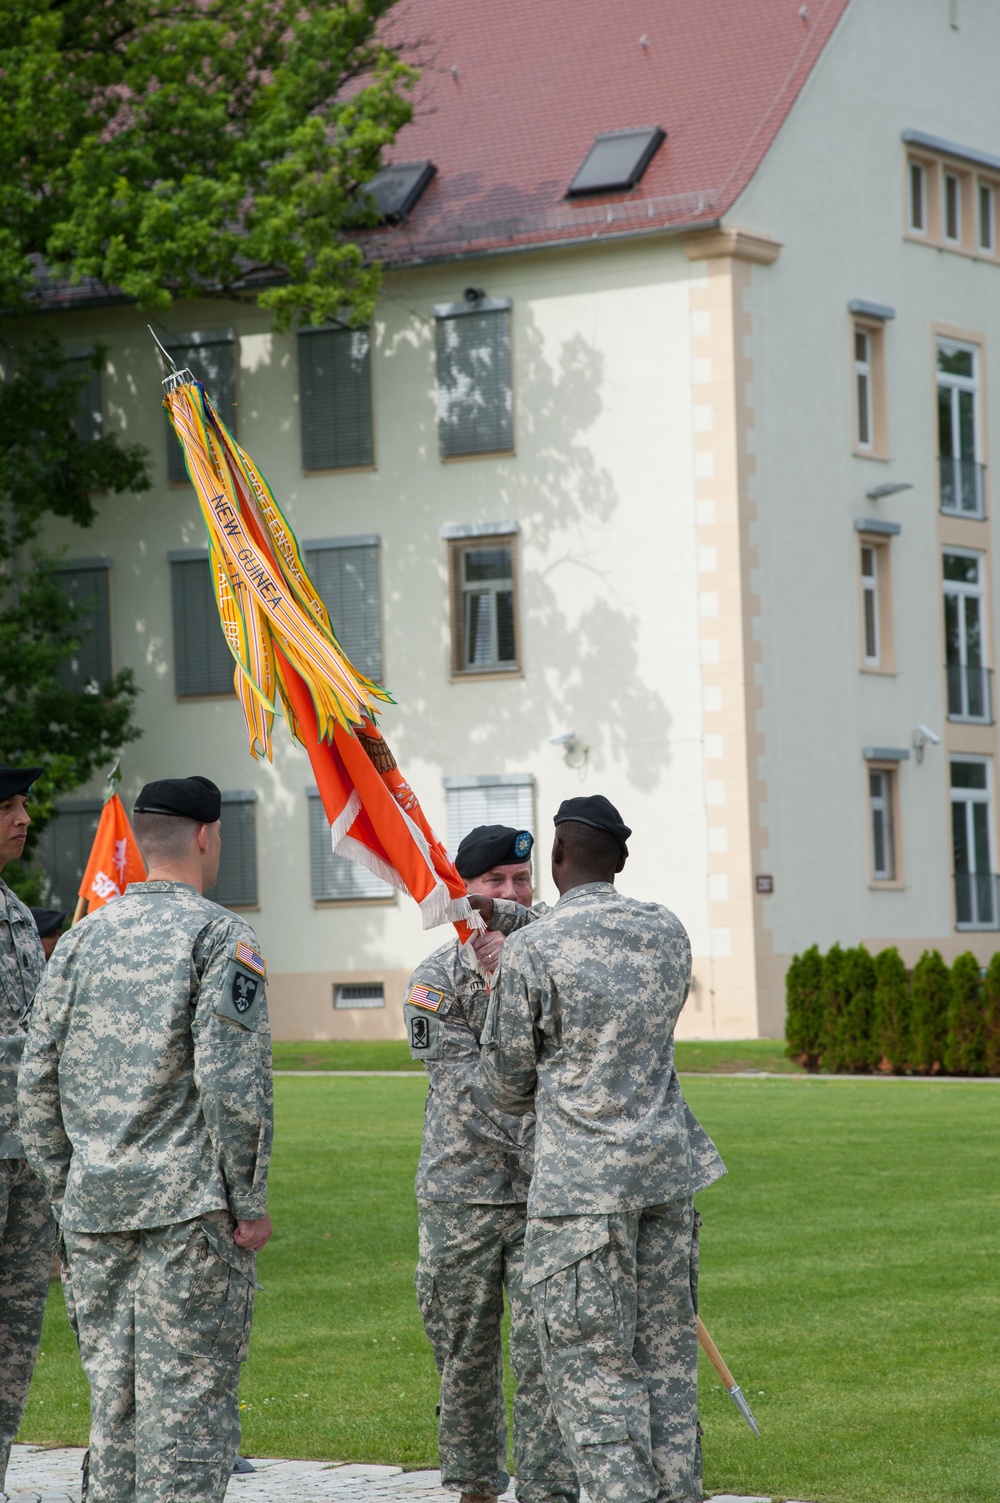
[868,768,896,882]
[943,171,962,243]
[950,755,997,930]
[937,338,982,518]
[860,544,880,666]
[908,160,926,234]
[854,328,873,451]
[979,181,996,253]
[943,547,990,723]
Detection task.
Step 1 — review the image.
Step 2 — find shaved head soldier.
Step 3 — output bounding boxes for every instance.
[405,825,578,1503]
[19,775,273,1503]
[481,796,725,1503]
[0,763,57,1495]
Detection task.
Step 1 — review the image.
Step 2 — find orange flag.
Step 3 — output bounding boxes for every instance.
[76,794,147,917]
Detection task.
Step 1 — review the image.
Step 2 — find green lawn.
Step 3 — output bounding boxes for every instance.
[269,1037,796,1075]
[20,1076,1000,1503]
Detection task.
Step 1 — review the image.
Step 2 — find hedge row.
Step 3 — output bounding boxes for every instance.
[784,944,1000,1075]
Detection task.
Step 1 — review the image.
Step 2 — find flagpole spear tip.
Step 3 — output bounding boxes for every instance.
[104,756,122,801]
[147,326,179,375]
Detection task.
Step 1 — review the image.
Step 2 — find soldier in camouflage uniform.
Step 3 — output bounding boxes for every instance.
[0,764,57,1496]
[481,796,726,1503]
[406,825,577,1503]
[19,775,273,1503]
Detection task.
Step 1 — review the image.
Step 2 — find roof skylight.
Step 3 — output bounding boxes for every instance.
[567,128,666,197]
[365,160,437,224]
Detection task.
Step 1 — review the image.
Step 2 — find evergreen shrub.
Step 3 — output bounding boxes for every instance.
[821,944,847,1073]
[873,947,910,1072]
[909,951,951,1075]
[839,946,877,1072]
[983,953,1000,1077]
[945,951,986,1076]
[784,945,824,1069]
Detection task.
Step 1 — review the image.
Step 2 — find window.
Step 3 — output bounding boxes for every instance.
[43,802,101,908]
[868,769,897,882]
[164,330,236,483]
[908,160,926,233]
[567,127,666,196]
[205,793,258,908]
[68,355,103,443]
[979,183,996,253]
[307,791,395,902]
[364,160,436,224]
[298,327,373,471]
[334,982,385,1010]
[849,315,887,457]
[854,329,873,450]
[444,774,534,858]
[943,550,991,722]
[170,553,236,698]
[860,545,879,664]
[448,535,519,675]
[304,537,381,682]
[434,300,513,458]
[57,561,112,690]
[951,758,997,929]
[943,172,962,242]
[937,339,983,517]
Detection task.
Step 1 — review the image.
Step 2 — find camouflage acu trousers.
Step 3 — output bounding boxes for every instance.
[0,1157,56,1488]
[64,1210,256,1503]
[416,1200,579,1503]
[525,1201,701,1503]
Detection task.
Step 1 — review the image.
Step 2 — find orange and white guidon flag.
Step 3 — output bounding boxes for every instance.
[77,794,147,915]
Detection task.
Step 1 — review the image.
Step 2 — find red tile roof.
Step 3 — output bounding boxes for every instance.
[370,0,853,264]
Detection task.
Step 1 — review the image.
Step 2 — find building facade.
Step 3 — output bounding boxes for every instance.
[9,0,1000,1039]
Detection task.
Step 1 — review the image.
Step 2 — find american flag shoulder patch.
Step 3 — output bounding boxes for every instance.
[407,984,444,1012]
[235,941,266,977]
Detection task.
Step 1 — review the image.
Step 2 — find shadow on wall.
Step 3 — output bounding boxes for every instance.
[380,305,673,795]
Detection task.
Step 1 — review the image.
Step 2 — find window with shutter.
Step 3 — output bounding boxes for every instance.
[444,775,534,858]
[169,554,237,697]
[44,802,102,908]
[303,537,382,682]
[434,300,513,458]
[307,792,395,902]
[68,356,103,443]
[57,562,113,690]
[204,794,258,908]
[164,331,237,484]
[298,327,374,470]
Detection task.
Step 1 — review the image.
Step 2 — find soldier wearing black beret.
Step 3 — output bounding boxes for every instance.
[0,764,56,1496]
[20,773,273,1503]
[405,825,578,1503]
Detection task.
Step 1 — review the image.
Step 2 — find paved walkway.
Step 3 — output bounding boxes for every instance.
[5,1446,814,1503]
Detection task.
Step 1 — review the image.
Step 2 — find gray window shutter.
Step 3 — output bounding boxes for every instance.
[444,777,534,857]
[170,557,236,697]
[436,309,513,458]
[165,334,237,484]
[44,803,102,908]
[69,357,103,442]
[308,794,394,900]
[205,796,258,907]
[305,541,382,682]
[57,565,113,689]
[298,328,374,470]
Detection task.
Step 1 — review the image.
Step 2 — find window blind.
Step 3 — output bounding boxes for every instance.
[298,327,374,470]
[68,356,103,443]
[435,309,513,458]
[165,333,237,483]
[205,795,258,908]
[305,540,382,682]
[57,564,113,690]
[308,794,394,900]
[44,803,102,908]
[170,557,237,697]
[444,776,534,857]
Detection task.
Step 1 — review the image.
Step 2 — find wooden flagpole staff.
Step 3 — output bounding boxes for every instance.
[697,1316,761,1436]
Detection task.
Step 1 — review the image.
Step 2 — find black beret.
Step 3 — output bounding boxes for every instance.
[0,764,43,802]
[456,824,534,879]
[133,775,221,823]
[554,794,632,853]
[30,907,68,938]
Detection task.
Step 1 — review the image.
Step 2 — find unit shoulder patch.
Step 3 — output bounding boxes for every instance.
[403,1002,441,1060]
[406,984,445,1012]
[215,948,267,1029]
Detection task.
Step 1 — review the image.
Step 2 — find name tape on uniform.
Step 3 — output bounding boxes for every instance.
[235,941,266,977]
[407,984,444,1012]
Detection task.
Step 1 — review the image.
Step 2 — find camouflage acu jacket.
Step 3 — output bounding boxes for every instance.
[0,878,46,1157]
[405,898,544,1205]
[18,880,272,1233]
[481,882,725,1216]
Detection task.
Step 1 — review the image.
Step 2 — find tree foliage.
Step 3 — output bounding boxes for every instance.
[820,943,846,1073]
[872,946,910,1072]
[784,945,824,1069]
[945,951,985,1076]
[0,0,415,329]
[839,945,877,1073]
[908,950,951,1075]
[0,340,149,898]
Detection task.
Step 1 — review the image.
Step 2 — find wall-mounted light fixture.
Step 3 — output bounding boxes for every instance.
[548,731,589,769]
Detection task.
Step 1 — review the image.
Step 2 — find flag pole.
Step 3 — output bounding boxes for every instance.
[697,1316,761,1436]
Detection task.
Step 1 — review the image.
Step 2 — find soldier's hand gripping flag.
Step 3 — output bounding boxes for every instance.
[159,347,482,936]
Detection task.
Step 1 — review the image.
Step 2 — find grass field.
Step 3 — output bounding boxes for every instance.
[19,1075,1000,1503]
[269,1037,798,1075]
